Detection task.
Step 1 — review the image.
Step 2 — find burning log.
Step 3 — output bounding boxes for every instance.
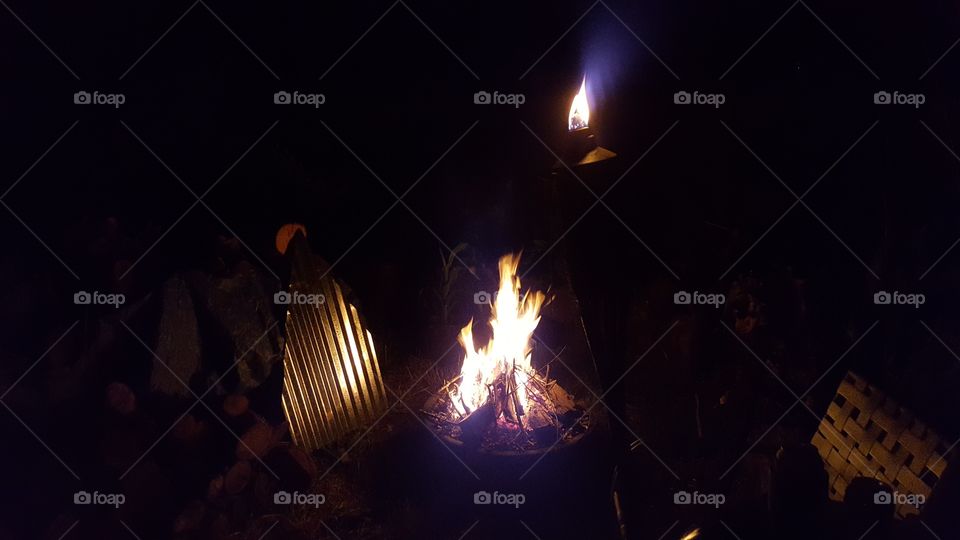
[424,253,589,453]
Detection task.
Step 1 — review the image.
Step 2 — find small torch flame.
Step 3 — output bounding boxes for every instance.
[568,77,590,131]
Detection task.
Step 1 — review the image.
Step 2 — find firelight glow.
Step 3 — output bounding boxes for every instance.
[568,77,590,131]
[449,254,546,419]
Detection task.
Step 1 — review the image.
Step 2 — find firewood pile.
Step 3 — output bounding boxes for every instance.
[423,368,590,453]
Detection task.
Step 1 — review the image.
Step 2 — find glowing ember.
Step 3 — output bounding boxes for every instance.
[568,77,590,131]
[448,254,546,427]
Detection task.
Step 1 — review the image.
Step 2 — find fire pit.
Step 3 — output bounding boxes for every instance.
[422,254,592,455]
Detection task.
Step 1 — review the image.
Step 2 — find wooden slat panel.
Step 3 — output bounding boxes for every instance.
[280,234,388,451]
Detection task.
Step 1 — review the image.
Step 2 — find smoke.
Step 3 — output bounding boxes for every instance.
[579,13,640,109]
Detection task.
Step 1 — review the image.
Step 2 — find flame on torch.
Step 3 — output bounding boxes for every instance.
[568,77,590,131]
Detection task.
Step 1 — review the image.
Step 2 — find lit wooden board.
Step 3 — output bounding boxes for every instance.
[280,233,387,450]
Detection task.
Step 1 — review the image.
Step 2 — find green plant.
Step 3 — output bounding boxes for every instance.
[436,243,468,325]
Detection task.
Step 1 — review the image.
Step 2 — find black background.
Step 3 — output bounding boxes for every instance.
[3,1,960,539]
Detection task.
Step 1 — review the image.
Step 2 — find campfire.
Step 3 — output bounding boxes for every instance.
[425,254,588,453]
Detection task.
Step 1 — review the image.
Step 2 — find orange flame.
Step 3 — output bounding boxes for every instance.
[449,254,546,420]
[568,77,589,131]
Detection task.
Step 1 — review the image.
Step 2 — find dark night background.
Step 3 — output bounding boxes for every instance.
[3,1,960,539]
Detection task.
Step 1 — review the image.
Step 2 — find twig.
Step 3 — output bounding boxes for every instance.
[508,361,525,432]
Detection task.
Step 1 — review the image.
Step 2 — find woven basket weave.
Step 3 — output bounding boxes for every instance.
[811,371,952,518]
